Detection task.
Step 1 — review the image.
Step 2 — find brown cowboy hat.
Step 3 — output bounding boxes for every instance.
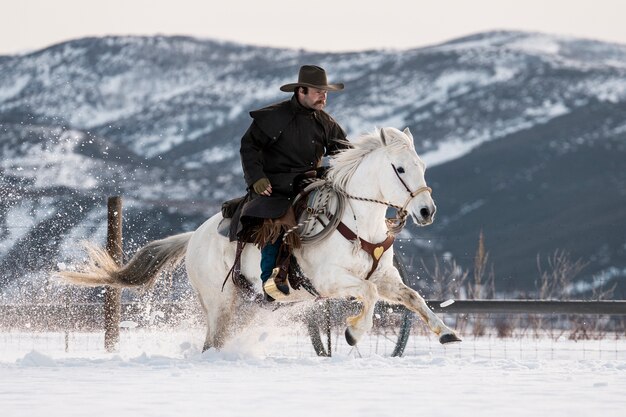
[280,65,344,92]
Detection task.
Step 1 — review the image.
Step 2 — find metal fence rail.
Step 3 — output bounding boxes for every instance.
[2,300,626,331]
[427,300,626,315]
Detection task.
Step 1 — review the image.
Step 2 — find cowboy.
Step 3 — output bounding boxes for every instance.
[237,65,349,300]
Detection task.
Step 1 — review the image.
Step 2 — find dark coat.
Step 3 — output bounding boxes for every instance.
[233,95,348,240]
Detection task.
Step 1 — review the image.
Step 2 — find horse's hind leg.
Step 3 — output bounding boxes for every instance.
[198,287,238,352]
[198,297,220,352]
[200,287,260,351]
[201,306,236,352]
[376,268,461,344]
[203,310,233,351]
[202,331,212,352]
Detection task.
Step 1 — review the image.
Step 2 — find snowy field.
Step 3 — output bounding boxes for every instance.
[1,325,625,417]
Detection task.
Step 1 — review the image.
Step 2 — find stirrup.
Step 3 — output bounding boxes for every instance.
[262,267,290,300]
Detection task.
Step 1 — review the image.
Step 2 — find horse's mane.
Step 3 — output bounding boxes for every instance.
[327,128,414,191]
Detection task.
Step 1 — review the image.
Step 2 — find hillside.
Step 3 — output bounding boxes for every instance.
[1,31,625,296]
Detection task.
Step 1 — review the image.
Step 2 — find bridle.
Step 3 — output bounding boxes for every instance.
[337,162,433,234]
[391,163,433,212]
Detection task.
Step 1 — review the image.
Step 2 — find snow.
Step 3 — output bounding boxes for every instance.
[0,129,100,189]
[0,198,57,253]
[200,145,237,164]
[420,99,569,167]
[0,74,30,102]
[228,104,244,120]
[135,132,186,158]
[434,70,493,93]
[569,267,626,295]
[508,36,561,55]
[440,299,455,308]
[524,101,569,118]
[1,329,625,417]
[587,78,626,103]
[57,207,107,260]
[421,137,484,166]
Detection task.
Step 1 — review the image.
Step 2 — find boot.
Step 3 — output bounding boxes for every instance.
[260,237,282,302]
[262,264,290,301]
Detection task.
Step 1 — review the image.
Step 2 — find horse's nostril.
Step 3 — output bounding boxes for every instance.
[420,207,430,218]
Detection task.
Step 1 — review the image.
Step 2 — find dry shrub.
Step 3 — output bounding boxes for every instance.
[468,230,497,336]
[420,255,468,300]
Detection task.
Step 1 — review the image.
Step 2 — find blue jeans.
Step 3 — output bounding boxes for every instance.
[260,236,282,283]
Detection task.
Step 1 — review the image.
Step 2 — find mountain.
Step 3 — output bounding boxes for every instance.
[1,31,625,297]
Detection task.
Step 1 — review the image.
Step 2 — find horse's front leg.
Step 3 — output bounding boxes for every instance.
[316,272,379,346]
[375,267,461,344]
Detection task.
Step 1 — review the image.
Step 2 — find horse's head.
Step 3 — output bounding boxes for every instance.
[328,127,436,227]
[375,127,436,226]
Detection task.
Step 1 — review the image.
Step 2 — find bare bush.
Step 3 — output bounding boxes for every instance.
[420,255,468,300]
[532,249,620,340]
[468,230,495,299]
[494,316,513,338]
[467,230,498,336]
[419,253,469,334]
[536,249,588,300]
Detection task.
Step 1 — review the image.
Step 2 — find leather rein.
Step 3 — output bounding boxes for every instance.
[335,163,432,280]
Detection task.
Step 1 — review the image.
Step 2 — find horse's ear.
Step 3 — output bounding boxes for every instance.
[403,127,413,140]
[380,128,387,145]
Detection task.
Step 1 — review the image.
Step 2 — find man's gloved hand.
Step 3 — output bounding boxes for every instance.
[253,177,272,196]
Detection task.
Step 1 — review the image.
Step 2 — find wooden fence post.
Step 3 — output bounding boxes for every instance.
[104,196,122,352]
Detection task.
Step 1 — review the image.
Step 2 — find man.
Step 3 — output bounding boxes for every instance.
[238,65,348,300]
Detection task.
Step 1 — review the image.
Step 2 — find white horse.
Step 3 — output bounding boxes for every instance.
[61,127,460,351]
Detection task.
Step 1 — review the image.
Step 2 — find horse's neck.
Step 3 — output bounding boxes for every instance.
[341,172,389,243]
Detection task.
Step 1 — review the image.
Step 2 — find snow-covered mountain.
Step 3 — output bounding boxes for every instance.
[1,31,625,295]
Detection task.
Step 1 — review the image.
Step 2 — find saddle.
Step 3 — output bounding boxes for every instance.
[221,173,396,300]
[220,174,332,300]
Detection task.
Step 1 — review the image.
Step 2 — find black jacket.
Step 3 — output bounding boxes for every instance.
[238,95,348,222]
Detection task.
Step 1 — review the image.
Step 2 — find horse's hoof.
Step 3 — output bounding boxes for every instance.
[439,333,462,344]
[345,328,358,346]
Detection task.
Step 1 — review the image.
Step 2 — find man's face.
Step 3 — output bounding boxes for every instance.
[299,88,328,110]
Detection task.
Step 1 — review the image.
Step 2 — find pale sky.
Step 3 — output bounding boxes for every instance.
[2,0,626,55]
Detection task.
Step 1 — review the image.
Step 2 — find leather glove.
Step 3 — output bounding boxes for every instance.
[253,177,271,195]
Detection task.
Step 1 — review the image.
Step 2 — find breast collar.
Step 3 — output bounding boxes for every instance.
[335,222,395,280]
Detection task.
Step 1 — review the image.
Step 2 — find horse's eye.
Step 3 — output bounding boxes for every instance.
[396,167,405,174]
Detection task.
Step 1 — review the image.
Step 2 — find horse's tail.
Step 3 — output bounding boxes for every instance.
[59,232,194,288]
